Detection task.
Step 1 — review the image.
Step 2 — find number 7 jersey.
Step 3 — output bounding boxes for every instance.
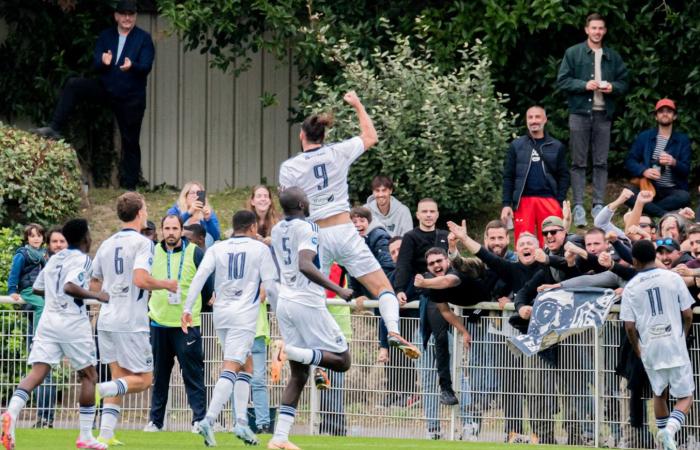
[279,136,365,222]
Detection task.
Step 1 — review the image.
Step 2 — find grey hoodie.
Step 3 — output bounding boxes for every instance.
[365,195,413,237]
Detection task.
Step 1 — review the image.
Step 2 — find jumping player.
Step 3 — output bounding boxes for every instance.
[278,91,419,359]
[90,192,177,446]
[620,239,695,450]
[267,187,354,450]
[181,210,278,447]
[1,219,109,450]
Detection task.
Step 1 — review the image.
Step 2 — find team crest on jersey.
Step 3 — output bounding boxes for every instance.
[335,336,344,345]
[78,273,85,282]
[311,237,318,245]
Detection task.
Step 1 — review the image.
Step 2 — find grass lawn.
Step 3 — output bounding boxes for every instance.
[14,429,592,449]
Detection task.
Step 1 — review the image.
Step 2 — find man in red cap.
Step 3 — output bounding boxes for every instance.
[623,98,692,217]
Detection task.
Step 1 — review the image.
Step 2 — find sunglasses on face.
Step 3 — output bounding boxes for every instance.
[655,238,675,246]
[542,229,563,237]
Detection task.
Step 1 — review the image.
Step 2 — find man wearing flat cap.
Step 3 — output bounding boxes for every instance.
[34,0,155,191]
[624,99,692,217]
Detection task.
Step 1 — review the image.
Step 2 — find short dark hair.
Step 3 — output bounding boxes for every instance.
[632,239,656,264]
[301,112,334,144]
[45,226,64,245]
[585,227,606,238]
[371,175,394,191]
[586,13,605,26]
[425,247,448,260]
[61,218,89,246]
[161,214,183,228]
[116,192,144,222]
[484,220,507,234]
[417,197,438,208]
[388,236,402,246]
[23,223,45,242]
[687,225,700,237]
[233,210,257,233]
[279,186,307,215]
[350,206,372,223]
[184,223,206,240]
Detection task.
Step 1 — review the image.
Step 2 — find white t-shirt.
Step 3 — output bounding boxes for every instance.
[93,229,154,333]
[619,268,694,370]
[270,218,326,308]
[33,248,93,343]
[184,236,277,330]
[279,136,365,221]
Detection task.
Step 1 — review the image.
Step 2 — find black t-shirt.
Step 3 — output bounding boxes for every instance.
[424,269,489,306]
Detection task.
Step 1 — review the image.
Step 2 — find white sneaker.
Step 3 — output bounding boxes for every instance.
[143,421,163,432]
[191,421,200,434]
[657,428,678,450]
[461,422,479,441]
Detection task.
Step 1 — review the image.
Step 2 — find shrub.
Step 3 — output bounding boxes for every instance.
[0,124,82,227]
[298,28,516,214]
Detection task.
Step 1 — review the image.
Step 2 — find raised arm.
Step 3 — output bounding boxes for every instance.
[344,91,378,151]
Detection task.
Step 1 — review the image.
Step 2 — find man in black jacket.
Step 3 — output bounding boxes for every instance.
[501,106,570,245]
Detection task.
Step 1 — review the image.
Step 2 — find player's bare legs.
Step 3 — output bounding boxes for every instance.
[654,387,693,450]
[268,361,311,450]
[75,366,106,449]
[357,269,421,359]
[2,363,52,450]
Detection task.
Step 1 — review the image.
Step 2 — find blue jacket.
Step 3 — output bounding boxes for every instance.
[7,247,46,294]
[624,128,691,191]
[502,133,570,210]
[93,26,154,99]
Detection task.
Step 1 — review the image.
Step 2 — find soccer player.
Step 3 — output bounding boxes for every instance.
[90,192,177,446]
[278,91,419,359]
[181,210,278,447]
[267,187,354,450]
[620,239,694,450]
[1,219,109,450]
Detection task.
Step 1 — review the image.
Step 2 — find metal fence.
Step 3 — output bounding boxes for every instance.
[1,297,699,448]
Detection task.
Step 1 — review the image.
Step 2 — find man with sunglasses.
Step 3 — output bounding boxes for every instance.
[656,238,693,270]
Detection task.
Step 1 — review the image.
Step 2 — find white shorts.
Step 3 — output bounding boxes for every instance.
[98,330,153,373]
[318,222,381,278]
[276,301,347,353]
[216,328,255,365]
[27,339,97,370]
[646,363,695,398]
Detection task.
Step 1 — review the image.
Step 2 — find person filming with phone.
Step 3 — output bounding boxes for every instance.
[168,181,221,248]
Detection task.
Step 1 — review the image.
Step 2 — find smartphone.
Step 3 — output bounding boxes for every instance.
[599,80,609,89]
[197,190,206,204]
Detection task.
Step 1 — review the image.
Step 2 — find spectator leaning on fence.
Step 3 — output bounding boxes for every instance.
[7,223,47,331]
[501,106,569,245]
[144,214,213,433]
[364,175,414,237]
[557,12,629,227]
[168,180,221,247]
[624,98,692,217]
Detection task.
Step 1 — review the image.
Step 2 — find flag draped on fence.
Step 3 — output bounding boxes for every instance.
[508,287,618,356]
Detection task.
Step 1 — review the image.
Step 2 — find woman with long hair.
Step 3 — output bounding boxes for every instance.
[167,181,220,247]
[245,185,279,245]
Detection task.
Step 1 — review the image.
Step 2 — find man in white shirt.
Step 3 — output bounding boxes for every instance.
[620,239,694,450]
[90,192,177,446]
[1,219,109,450]
[181,210,278,447]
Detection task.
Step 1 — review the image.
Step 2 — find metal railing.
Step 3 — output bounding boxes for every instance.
[0,295,698,447]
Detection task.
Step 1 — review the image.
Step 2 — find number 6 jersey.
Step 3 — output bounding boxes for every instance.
[278,136,365,222]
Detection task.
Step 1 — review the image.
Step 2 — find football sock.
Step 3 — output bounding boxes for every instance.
[205,370,236,423]
[667,410,686,436]
[98,404,121,440]
[98,378,128,398]
[378,290,400,335]
[233,372,252,426]
[272,405,296,442]
[79,405,96,441]
[285,346,322,366]
[7,388,29,420]
[656,415,668,430]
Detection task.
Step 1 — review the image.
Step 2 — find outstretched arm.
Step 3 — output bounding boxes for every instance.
[344,91,378,151]
[299,249,353,300]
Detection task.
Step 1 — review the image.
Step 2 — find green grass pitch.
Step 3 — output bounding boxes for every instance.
[14,429,592,449]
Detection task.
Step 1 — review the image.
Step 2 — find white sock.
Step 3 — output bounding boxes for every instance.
[79,405,96,441]
[233,372,252,426]
[285,346,322,365]
[378,290,400,334]
[667,409,686,436]
[98,378,128,398]
[272,405,296,442]
[7,389,29,420]
[205,370,236,423]
[99,404,121,440]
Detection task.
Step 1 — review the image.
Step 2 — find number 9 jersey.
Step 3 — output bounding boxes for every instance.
[279,136,365,222]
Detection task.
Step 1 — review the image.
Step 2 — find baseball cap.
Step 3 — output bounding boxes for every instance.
[655,98,676,112]
[115,0,137,13]
[655,238,680,252]
[541,216,564,230]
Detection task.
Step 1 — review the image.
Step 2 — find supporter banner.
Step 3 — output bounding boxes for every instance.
[508,288,618,357]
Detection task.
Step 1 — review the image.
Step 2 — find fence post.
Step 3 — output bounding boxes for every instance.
[310,369,318,436]
[594,328,601,448]
[449,306,461,441]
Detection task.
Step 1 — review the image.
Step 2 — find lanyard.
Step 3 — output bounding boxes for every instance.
[166,241,187,281]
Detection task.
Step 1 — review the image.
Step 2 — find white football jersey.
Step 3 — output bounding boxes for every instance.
[270,218,326,308]
[33,248,93,343]
[93,229,154,333]
[184,236,277,330]
[279,136,365,221]
[619,268,694,370]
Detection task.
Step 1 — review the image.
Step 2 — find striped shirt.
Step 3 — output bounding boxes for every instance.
[652,134,674,187]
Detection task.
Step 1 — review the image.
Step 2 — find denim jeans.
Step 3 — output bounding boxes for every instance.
[569,112,611,206]
[625,186,690,217]
[237,336,270,428]
[36,372,56,422]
